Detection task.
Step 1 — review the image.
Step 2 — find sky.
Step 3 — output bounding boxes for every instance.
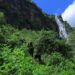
[62,1,75,27]
[33,0,75,27]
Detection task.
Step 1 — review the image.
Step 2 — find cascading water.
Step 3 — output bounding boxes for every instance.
[55,16,68,42]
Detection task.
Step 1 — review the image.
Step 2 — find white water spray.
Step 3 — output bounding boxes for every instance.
[55,16,68,42]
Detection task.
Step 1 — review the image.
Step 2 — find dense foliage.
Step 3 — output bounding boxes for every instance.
[0,12,75,75]
[69,29,75,49]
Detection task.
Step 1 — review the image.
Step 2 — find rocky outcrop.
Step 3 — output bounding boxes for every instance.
[58,16,73,33]
[0,0,58,31]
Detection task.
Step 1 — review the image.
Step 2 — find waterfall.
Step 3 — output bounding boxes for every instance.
[55,16,68,42]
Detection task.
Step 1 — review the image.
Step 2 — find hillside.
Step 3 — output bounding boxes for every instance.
[0,23,74,74]
[0,0,75,75]
[0,11,75,75]
[0,0,59,31]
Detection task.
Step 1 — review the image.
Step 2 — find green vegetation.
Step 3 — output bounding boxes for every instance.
[69,29,75,50]
[0,12,75,75]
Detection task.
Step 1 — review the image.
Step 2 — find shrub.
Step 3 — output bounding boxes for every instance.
[34,30,58,54]
[34,30,72,60]
[44,52,64,66]
[55,39,72,58]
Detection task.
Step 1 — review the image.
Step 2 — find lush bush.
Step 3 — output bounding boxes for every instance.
[0,17,74,75]
[69,30,75,50]
[45,52,64,66]
[34,31,72,60]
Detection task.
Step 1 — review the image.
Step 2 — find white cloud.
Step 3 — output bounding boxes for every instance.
[62,1,75,27]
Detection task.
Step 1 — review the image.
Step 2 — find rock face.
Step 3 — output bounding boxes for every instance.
[0,0,58,31]
[58,16,73,33]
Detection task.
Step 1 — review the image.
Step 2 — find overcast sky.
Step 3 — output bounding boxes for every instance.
[33,0,75,27]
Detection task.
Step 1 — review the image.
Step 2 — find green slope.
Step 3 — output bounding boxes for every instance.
[0,12,75,75]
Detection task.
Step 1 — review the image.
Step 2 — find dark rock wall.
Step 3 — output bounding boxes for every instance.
[0,0,58,31]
